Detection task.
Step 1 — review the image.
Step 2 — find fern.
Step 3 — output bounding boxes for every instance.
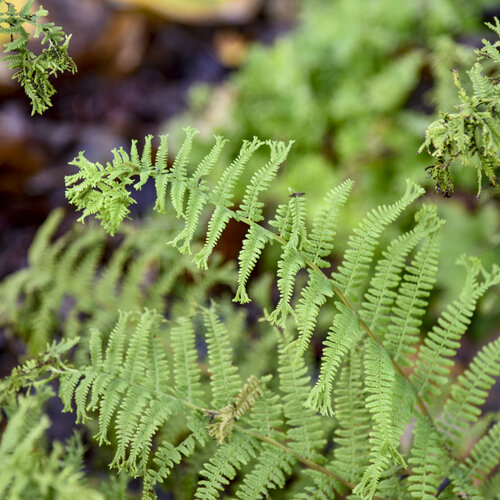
[0,0,76,114]
[411,256,500,400]
[420,18,500,195]
[1,123,499,498]
[0,389,106,500]
[441,335,500,443]
[0,209,235,356]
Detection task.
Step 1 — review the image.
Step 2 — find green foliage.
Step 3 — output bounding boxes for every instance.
[1,129,499,498]
[1,1,500,497]
[0,388,108,500]
[421,18,500,196]
[0,0,76,114]
[0,208,235,357]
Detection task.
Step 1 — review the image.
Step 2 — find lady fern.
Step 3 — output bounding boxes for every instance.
[1,128,499,499]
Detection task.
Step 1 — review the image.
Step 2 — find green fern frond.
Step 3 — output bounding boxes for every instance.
[242,393,284,464]
[170,127,199,217]
[0,0,76,114]
[236,140,294,222]
[383,209,443,365]
[353,339,406,499]
[462,420,500,483]
[331,179,424,301]
[306,304,362,416]
[361,205,441,341]
[169,136,227,253]
[441,336,500,443]
[268,246,305,326]
[278,337,326,460]
[0,390,104,500]
[420,18,500,195]
[407,416,449,500]
[234,224,271,303]
[289,181,353,356]
[303,179,354,267]
[332,349,371,484]
[192,137,265,269]
[292,271,334,361]
[202,304,242,408]
[411,257,500,400]
[143,414,209,494]
[236,444,295,500]
[195,433,258,500]
[170,315,204,405]
[236,444,295,499]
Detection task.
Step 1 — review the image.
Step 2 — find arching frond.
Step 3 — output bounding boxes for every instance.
[331,179,424,301]
[236,141,294,223]
[169,136,227,254]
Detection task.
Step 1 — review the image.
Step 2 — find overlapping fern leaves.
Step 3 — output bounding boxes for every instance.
[2,129,499,499]
[0,209,235,356]
[60,129,500,498]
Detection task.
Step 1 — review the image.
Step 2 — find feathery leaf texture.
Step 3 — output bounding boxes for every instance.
[0,0,76,114]
[0,210,235,357]
[441,335,500,442]
[420,18,500,195]
[0,390,104,500]
[1,123,497,499]
[408,416,449,499]
[332,348,371,484]
[353,340,406,498]
[305,304,362,416]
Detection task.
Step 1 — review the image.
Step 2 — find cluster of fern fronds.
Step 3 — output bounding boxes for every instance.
[0,0,76,114]
[1,130,499,499]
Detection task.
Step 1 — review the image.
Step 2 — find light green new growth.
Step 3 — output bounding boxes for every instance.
[0,0,76,114]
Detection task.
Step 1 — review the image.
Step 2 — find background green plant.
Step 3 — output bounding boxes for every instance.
[0,0,500,499]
